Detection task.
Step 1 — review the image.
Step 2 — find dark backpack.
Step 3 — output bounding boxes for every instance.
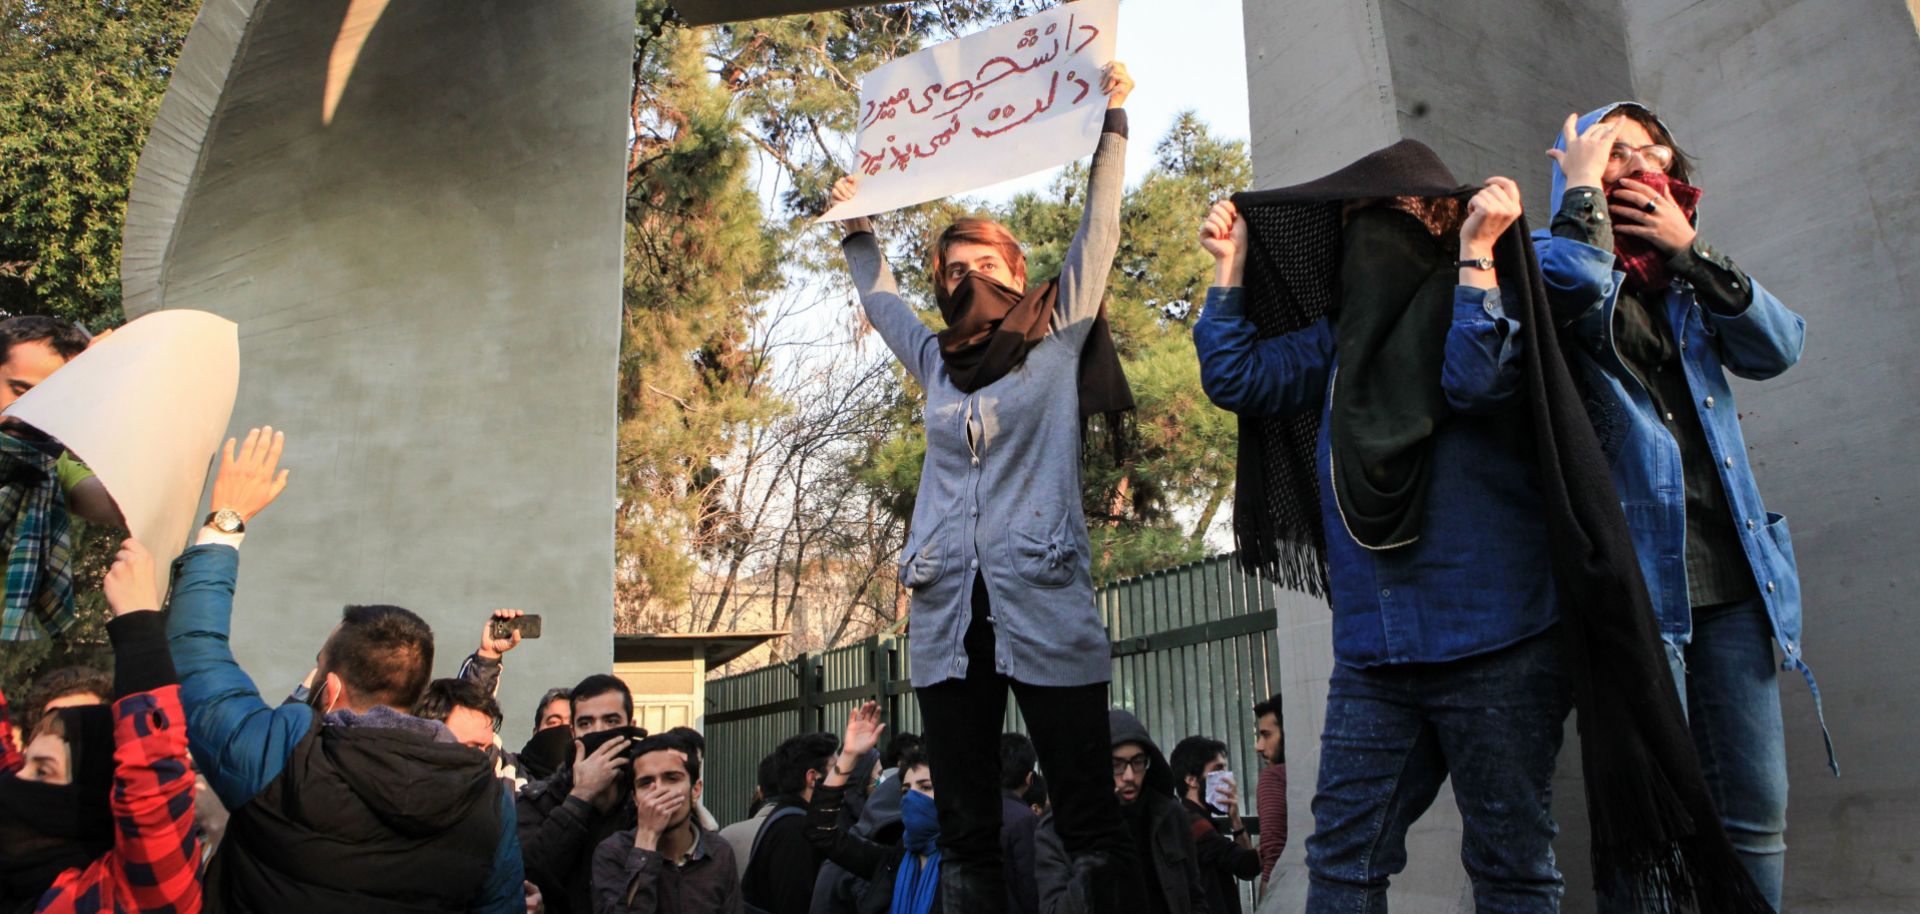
[741,805,807,914]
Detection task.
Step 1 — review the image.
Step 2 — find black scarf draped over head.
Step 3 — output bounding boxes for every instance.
[1226,139,1473,590]
[0,705,115,912]
[932,269,1136,460]
[1231,139,1770,912]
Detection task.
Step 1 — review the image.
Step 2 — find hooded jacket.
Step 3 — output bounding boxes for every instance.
[209,709,507,912]
[166,543,523,913]
[1,612,202,914]
[1535,103,1832,770]
[1033,711,1205,914]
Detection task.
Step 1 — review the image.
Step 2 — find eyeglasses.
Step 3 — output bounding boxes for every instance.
[1609,142,1674,174]
[1111,755,1150,776]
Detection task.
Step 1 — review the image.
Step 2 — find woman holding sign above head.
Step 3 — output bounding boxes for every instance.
[827,60,1144,914]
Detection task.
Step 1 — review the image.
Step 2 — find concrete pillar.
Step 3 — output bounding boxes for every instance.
[1247,1,1920,911]
[122,0,631,729]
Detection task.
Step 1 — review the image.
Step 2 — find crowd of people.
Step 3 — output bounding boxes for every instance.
[0,421,1289,914]
[0,46,1813,914]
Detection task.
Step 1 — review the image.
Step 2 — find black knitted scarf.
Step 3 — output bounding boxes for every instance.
[1230,139,1770,912]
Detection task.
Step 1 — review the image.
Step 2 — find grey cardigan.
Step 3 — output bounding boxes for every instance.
[840,121,1126,688]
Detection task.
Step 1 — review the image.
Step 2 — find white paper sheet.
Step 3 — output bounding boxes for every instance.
[4,310,239,595]
[818,0,1120,221]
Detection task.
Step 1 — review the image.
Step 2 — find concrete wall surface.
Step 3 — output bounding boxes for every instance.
[122,0,630,737]
[1246,1,1920,911]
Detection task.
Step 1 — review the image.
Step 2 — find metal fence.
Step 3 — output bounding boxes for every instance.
[703,553,1289,834]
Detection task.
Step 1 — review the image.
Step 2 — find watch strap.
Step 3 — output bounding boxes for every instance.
[205,509,246,533]
[1454,256,1494,271]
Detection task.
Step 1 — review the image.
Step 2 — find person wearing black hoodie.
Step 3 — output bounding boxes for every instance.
[166,427,524,912]
[1035,710,1205,914]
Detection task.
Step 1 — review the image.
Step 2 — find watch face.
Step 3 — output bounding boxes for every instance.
[214,510,243,532]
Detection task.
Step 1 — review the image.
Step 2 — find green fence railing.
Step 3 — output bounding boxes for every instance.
[703,553,1293,836]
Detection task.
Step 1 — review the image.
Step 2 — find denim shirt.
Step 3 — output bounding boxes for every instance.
[1533,231,1835,771]
[1192,285,1557,667]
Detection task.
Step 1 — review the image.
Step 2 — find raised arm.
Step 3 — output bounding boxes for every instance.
[165,427,309,810]
[804,702,894,878]
[75,539,204,912]
[1051,62,1133,336]
[1191,200,1333,418]
[1537,114,1626,334]
[827,177,941,387]
[1442,177,1528,413]
[459,608,528,697]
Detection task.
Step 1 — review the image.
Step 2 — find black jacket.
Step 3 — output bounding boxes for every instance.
[208,713,507,913]
[1000,791,1041,914]
[804,785,937,914]
[518,767,635,914]
[743,796,824,914]
[1034,711,1208,914]
[1181,798,1258,914]
[809,770,902,914]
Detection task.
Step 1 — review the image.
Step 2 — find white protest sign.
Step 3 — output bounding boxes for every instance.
[820,0,1119,221]
[4,310,239,593]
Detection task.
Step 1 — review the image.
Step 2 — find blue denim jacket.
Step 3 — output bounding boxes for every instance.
[1193,285,1557,667]
[1540,101,1832,773]
[1533,230,1834,769]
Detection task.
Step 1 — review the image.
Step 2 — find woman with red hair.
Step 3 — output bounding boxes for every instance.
[828,61,1142,913]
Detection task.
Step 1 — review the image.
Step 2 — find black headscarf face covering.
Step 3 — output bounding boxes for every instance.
[1226,139,1473,590]
[517,725,575,783]
[932,267,1137,462]
[0,705,115,911]
[1326,205,1463,550]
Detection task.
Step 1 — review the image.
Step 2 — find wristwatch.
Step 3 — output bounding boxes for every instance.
[1454,256,1494,271]
[205,508,246,534]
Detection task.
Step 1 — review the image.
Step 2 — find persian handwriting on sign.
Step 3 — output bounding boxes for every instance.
[819,0,1120,222]
[853,14,1100,176]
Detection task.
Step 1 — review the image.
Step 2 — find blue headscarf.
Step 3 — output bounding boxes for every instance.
[890,790,941,914]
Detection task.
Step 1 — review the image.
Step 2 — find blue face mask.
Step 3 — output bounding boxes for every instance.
[899,788,940,855]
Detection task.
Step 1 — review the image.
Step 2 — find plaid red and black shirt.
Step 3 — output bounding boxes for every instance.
[0,684,22,773]
[29,684,203,914]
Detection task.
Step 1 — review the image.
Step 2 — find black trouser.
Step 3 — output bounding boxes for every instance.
[916,574,1145,910]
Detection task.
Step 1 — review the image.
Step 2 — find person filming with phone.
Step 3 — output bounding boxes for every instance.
[1169,737,1260,914]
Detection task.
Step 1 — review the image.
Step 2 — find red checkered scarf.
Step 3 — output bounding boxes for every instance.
[1606,171,1702,296]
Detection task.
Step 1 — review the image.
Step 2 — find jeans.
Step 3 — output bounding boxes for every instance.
[1670,598,1789,909]
[917,574,1146,912]
[1305,630,1572,914]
